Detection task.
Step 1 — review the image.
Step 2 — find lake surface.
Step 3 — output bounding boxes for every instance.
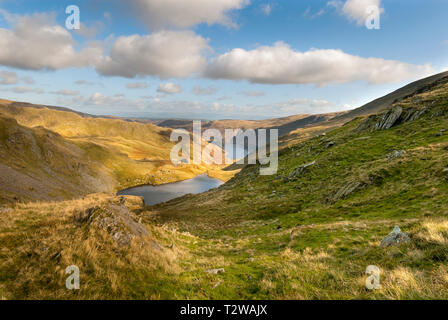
[117,174,224,206]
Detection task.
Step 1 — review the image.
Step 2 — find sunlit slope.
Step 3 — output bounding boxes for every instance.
[0,101,173,161]
[0,117,115,202]
[0,101,236,202]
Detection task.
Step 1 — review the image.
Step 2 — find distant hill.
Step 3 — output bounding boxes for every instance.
[0,100,235,202]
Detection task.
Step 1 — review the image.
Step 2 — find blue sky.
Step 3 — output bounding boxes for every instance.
[0,0,447,120]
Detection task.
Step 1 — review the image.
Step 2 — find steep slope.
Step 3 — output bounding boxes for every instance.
[0,101,236,203]
[0,117,114,203]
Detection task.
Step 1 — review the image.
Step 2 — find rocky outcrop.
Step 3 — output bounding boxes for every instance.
[285,161,316,182]
[329,181,365,202]
[356,106,428,132]
[74,200,148,247]
[374,106,403,130]
[380,226,411,247]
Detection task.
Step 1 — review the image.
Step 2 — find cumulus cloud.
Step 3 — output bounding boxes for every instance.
[205,42,434,85]
[0,70,18,85]
[342,0,383,25]
[74,22,104,39]
[95,30,209,78]
[127,82,149,89]
[0,11,102,71]
[130,0,250,29]
[192,85,220,95]
[157,82,182,94]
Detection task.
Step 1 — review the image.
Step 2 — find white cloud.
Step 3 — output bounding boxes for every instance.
[127,82,149,89]
[261,4,273,16]
[84,92,146,109]
[239,90,265,97]
[96,31,209,78]
[157,82,182,94]
[51,89,80,96]
[21,76,34,84]
[0,70,18,84]
[74,22,103,39]
[192,85,220,95]
[341,0,384,25]
[130,0,250,29]
[1,86,44,94]
[0,12,102,70]
[205,42,434,85]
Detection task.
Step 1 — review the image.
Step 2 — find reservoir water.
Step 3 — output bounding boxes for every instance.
[117,174,224,206]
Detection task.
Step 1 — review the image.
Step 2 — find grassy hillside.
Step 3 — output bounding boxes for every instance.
[1,74,447,299]
[0,117,115,203]
[0,101,236,202]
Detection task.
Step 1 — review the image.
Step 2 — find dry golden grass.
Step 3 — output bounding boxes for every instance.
[0,193,200,299]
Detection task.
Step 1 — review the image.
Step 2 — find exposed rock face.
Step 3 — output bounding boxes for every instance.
[285,161,316,182]
[380,226,411,248]
[356,106,428,132]
[374,106,403,130]
[74,201,148,246]
[330,181,365,202]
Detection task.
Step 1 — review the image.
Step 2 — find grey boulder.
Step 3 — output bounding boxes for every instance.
[380,226,411,248]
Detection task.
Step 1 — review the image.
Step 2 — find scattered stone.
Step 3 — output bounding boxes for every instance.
[380,226,411,248]
[387,150,405,160]
[206,268,225,275]
[213,280,223,289]
[285,161,316,181]
[326,141,335,148]
[0,207,12,214]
